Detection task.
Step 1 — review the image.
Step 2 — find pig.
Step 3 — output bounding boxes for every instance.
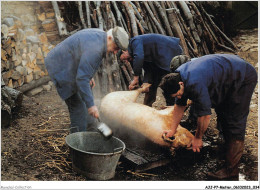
[100,88,194,151]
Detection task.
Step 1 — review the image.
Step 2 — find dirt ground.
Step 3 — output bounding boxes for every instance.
[1,29,258,182]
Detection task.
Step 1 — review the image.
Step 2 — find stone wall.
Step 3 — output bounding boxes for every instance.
[1,1,40,27]
[1,1,55,92]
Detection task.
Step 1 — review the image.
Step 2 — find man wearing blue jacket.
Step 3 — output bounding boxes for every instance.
[45,27,129,133]
[120,34,183,106]
[159,54,257,180]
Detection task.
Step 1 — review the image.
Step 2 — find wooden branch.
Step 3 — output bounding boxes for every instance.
[16,76,51,93]
[105,2,113,29]
[120,3,132,36]
[198,2,238,50]
[124,61,134,79]
[177,1,201,43]
[130,2,143,21]
[148,1,162,25]
[111,54,123,91]
[96,1,103,30]
[78,1,87,29]
[154,2,173,36]
[85,1,91,28]
[123,1,138,36]
[111,1,127,31]
[143,2,165,35]
[136,18,145,34]
[51,1,68,36]
[120,64,132,84]
[166,8,189,57]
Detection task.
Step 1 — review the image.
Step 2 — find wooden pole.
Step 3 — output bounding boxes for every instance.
[123,1,138,36]
[154,2,173,36]
[78,1,87,29]
[166,8,190,57]
[85,1,91,28]
[51,1,68,36]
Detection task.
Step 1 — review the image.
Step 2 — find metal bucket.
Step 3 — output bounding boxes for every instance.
[65,132,125,180]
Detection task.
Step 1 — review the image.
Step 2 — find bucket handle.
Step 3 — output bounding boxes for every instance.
[113,147,123,154]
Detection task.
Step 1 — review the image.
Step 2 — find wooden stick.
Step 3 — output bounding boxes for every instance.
[154,2,173,36]
[120,2,132,36]
[143,2,165,35]
[177,1,201,43]
[78,1,87,29]
[85,1,91,28]
[96,1,103,30]
[51,1,68,36]
[120,64,132,84]
[124,61,134,79]
[123,1,138,36]
[136,18,145,34]
[198,2,238,50]
[148,1,162,26]
[166,8,190,57]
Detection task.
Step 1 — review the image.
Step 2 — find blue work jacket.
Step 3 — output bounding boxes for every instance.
[128,34,183,76]
[45,29,107,108]
[175,54,255,117]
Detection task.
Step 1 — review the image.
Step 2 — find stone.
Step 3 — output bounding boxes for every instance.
[3,18,14,27]
[22,60,27,66]
[48,81,54,86]
[26,87,43,96]
[17,29,25,41]
[14,55,22,67]
[11,71,22,80]
[24,73,33,83]
[27,52,37,65]
[24,29,35,36]
[16,66,27,76]
[32,44,39,54]
[37,13,46,21]
[1,24,9,39]
[43,84,51,91]
[26,36,40,44]
[27,67,33,74]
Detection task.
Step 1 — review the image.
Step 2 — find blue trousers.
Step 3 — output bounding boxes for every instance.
[65,92,97,133]
[215,63,257,140]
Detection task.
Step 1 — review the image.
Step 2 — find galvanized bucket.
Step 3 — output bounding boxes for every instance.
[65,132,125,180]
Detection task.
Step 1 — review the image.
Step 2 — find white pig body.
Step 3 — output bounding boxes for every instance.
[100,89,194,149]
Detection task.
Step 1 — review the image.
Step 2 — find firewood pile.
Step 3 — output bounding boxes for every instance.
[60,1,238,56]
[1,17,54,90]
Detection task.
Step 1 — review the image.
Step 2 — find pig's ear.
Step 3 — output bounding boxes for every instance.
[157,106,175,116]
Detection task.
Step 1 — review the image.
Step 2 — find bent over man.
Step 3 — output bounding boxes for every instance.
[45,27,129,133]
[159,54,257,179]
[120,34,184,106]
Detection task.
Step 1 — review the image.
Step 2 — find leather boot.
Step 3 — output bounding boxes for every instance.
[208,138,244,180]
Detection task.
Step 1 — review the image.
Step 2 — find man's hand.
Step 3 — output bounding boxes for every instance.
[141,83,151,93]
[191,137,203,152]
[129,76,139,90]
[162,129,176,138]
[88,105,99,118]
[90,78,95,88]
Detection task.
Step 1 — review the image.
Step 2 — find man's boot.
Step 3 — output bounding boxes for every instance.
[208,138,244,180]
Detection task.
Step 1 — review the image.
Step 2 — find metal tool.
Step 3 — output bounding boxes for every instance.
[97,117,113,139]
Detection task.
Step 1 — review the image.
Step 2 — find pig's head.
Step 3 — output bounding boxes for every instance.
[162,125,194,156]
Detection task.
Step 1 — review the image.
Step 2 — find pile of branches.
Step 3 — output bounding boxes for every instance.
[60,1,237,58]
[43,1,239,94]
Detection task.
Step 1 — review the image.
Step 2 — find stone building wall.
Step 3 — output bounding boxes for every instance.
[1,1,40,27]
